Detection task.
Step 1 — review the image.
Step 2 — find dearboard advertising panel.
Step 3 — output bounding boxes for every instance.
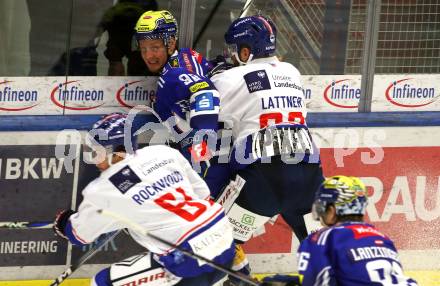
[1,75,438,116]
[0,144,73,266]
[0,126,439,279]
[0,131,148,280]
[244,126,440,273]
[0,77,156,115]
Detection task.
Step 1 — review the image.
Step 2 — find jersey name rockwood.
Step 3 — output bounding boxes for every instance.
[132,171,184,205]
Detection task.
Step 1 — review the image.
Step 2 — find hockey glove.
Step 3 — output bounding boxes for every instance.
[179,130,217,179]
[179,129,214,162]
[207,55,233,78]
[53,209,75,239]
[261,274,301,286]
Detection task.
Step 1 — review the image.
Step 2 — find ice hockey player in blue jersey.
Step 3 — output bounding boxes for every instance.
[134,10,229,198]
[298,175,418,286]
[52,113,236,286]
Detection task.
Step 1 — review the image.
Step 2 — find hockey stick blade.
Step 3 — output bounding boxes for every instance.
[98,209,261,286]
[0,221,53,229]
[49,229,122,286]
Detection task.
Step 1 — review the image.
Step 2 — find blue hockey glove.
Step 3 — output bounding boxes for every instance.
[53,209,75,239]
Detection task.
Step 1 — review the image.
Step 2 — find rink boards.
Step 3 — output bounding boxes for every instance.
[0,123,439,285]
[1,271,440,285]
[0,74,439,115]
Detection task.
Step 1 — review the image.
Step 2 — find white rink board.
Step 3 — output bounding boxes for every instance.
[0,128,439,278]
[1,74,439,115]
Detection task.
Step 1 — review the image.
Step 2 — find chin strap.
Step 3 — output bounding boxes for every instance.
[232,52,254,65]
[106,153,114,167]
[106,152,126,167]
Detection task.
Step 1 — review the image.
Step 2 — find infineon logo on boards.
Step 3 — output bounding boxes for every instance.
[323,79,360,109]
[50,80,104,110]
[385,78,437,108]
[0,80,39,111]
[116,80,155,108]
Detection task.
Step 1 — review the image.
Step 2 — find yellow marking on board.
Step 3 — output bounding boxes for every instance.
[254,271,440,286]
[406,271,440,286]
[1,271,439,286]
[0,279,90,286]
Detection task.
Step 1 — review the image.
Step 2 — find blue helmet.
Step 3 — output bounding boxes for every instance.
[88,113,138,153]
[312,176,368,220]
[224,15,276,61]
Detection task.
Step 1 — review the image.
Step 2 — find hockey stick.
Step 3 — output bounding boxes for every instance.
[239,0,255,18]
[193,0,254,48]
[49,229,122,286]
[0,221,53,229]
[98,209,261,286]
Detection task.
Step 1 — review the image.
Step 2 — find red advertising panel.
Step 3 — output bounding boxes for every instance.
[243,146,440,253]
[321,147,440,250]
[243,216,293,253]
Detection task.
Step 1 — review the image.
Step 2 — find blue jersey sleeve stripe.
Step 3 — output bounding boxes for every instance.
[189,90,220,104]
[64,222,88,246]
[190,107,219,117]
[189,97,220,110]
[190,53,203,76]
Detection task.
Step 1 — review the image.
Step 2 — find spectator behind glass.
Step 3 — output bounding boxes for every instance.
[100,0,158,76]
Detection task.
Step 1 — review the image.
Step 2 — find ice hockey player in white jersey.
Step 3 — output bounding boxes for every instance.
[211,14,324,252]
[209,15,324,286]
[52,113,235,286]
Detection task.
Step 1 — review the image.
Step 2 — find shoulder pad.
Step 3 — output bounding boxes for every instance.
[309,227,334,245]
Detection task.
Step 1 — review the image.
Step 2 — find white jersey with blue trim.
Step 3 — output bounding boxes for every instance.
[68,145,227,255]
[211,56,308,143]
[211,56,319,169]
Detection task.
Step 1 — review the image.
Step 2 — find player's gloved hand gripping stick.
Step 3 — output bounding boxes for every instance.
[49,209,123,286]
[49,230,122,286]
